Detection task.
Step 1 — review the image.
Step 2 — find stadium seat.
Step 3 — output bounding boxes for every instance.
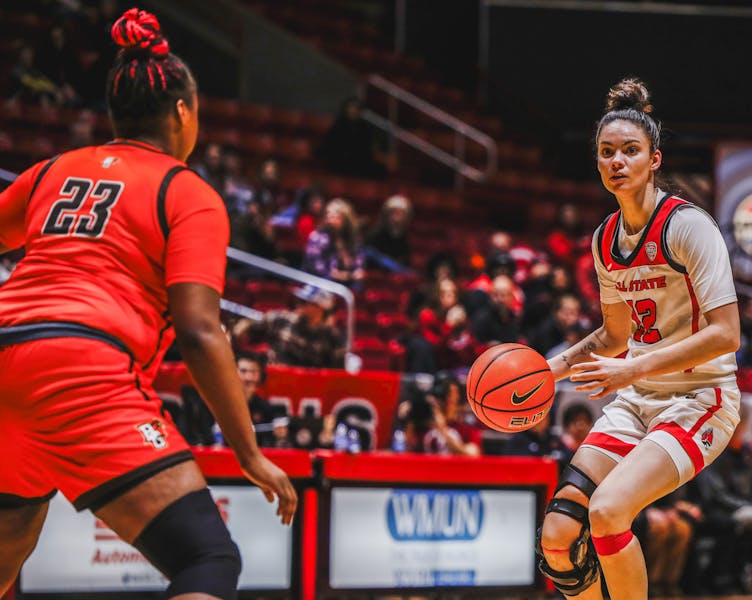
[363,289,403,313]
[245,281,293,306]
[276,138,312,163]
[241,133,277,157]
[375,312,410,341]
[353,337,391,371]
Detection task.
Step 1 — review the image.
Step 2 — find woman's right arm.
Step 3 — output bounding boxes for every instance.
[547,301,632,381]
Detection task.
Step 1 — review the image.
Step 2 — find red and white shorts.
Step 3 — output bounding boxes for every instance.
[0,335,192,511]
[581,383,740,485]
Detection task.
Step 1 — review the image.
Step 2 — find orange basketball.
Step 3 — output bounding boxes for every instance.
[466,343,555,433]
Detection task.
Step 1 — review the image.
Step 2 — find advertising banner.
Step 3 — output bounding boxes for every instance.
[328,487,536,589]
[21,486,292,593]
[154,364,403,449]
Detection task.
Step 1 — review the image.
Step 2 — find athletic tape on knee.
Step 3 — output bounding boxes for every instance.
[591,530,634,556]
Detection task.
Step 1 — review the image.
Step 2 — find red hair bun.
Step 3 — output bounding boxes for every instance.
[111,8,169,58]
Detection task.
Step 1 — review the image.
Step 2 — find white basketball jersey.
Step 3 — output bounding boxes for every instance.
[593,193,738,391]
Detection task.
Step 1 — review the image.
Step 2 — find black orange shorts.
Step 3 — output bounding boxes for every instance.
[0,329,192,511]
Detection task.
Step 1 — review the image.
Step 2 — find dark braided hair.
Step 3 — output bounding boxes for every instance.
[595,78,661,152]
[106,8,195,139]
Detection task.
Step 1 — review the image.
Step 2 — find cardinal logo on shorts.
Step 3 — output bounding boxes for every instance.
[645,241,658,262]
[701,426,714,449]
[136,420,168,450]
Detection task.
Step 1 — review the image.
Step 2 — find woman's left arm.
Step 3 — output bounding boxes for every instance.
[571,302,739,399]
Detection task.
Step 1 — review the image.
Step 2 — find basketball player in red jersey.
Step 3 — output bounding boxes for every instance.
[535,79,740,599]
[0,9,296,599]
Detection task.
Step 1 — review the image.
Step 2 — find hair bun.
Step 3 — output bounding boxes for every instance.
[111,8,169,58]
[605,78,653,114]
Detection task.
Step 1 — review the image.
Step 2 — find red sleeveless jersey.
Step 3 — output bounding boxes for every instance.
[0,140,229,382]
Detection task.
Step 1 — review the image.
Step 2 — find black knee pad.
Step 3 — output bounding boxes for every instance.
[536,464,600,596]
[133,488,241,600]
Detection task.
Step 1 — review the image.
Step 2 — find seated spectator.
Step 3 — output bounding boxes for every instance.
[503,412,572,470]
[8,45,63,105]
[483,230,541,285]
[573,239,601,320]
[406,252,459,320]
[738,296,752,367]
[633,490,697,597]
[526,293,584,357]
[229,199,278,259]
[36,24,81,106]
[180,384,214,447]
[303,198,365,287]
[470,274,522,345]
[269,417,293,449]
[75,0,119,107]
[545,322,587,364]
[546,202,586,266]
[235,284,346,369]
[68,110,96,148]
[365,194,413,272]
[316,97,388,179]
[392,379,435,453]
[407,279,476,373]
[222,146,254,217]
[251,158,288,217]
[0,259,14,284]
[558,402,593,454]
[316,413,338,449]
[520,257,555,331]
[465,251,523,318]
[236,351,275,447]
[193,142,224,195]
[290,405,336,450]
[423,372,481,456]
[294,186,326,248]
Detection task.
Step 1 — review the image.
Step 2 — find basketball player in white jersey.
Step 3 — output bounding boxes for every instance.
[535,78,740,600]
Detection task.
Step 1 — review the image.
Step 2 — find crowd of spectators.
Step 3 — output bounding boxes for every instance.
[5,0,120,109]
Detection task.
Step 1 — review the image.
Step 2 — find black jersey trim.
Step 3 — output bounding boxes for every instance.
[0,321,133,362]
[156,166,188,240]
[595,213,614,268]
[610,192,670,266]
[0,489,57,509]
[73,451,194,512]
[141,312,172,372]
[27,154,61,205]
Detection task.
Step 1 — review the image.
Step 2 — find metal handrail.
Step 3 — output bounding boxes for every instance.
[219,298,264,322]
[362,74,498,189]
[226,247,356,357]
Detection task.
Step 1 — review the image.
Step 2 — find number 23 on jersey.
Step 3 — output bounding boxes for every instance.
[42,177,123,238]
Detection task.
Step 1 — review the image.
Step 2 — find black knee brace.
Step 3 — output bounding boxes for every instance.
[536,464,600,597]
[133,488,241,600]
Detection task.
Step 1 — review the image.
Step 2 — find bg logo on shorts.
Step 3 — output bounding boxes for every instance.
[136,420,169,450]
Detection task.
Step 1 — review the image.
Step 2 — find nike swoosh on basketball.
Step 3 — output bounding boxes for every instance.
[511,379,546,405]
